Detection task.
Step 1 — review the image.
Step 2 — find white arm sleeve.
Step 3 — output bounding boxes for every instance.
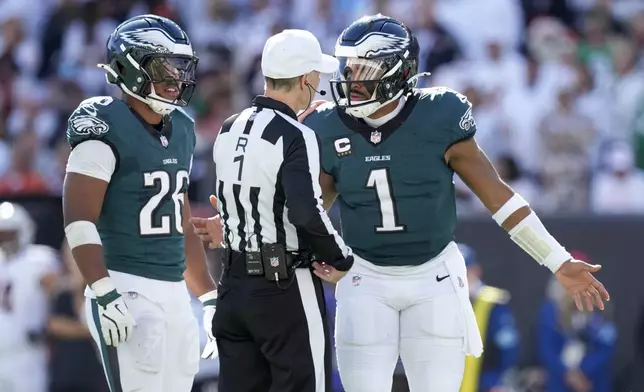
[65,140,116,182]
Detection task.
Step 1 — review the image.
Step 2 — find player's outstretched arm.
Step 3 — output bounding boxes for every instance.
[446,138,610,312]
[63,141,135,347]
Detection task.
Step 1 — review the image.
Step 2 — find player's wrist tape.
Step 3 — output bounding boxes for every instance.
[199,290,218,307]
[65,220,102,249]
[492,193,529,225]
[508,212,571,273]
[90,277,117,299]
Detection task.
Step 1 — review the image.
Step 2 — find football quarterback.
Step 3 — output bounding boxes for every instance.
[62,14,217,392]
[300,14,609,392]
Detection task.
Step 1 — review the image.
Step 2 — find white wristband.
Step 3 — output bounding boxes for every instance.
[90,277,116,297]
[508,212,571,273]
[199,290,218,304]
[65,220,102,249]
[492,193,529,225]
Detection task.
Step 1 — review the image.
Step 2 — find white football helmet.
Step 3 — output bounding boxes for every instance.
[0,202,35,255]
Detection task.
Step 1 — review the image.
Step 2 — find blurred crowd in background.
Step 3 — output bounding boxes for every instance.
[1,0,644,214]
[0,0,643,391]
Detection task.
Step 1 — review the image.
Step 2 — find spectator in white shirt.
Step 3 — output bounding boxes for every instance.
[591,141,644,214]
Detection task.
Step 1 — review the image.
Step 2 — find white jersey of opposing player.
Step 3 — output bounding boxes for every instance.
[0,245,59,355]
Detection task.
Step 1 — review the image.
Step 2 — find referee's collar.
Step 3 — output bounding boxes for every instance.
[252,96,298,120]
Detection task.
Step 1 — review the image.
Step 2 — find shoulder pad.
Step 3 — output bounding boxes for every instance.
[417,87,470,106]
[417,86,476,136]
[302,101,337,134]
[66,96,120,146]
[315,101,336,114]
[478,285,510,305]
[172,107,195,125]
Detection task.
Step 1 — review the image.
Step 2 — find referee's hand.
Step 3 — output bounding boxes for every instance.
[190,195,223,249]
[312,261,348,284]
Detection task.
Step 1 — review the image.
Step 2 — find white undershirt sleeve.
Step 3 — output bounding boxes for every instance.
[65,140,116,182]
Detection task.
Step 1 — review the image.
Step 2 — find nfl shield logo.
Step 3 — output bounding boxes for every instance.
[352,275,361,286]
[160,135,169,148]
[370,130,382,144]
[270,257,279,267]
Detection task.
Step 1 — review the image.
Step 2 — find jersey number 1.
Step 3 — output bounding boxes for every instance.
[139,170,189,236]
[365,168,406,233]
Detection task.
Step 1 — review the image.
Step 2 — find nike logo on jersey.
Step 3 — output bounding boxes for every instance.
[365,155,391,162]
[436,274,450,282]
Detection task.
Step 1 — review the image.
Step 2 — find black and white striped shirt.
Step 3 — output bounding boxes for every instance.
[213,96,353,271]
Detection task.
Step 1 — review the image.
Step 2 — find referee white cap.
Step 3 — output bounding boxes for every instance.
[261,29,339,79]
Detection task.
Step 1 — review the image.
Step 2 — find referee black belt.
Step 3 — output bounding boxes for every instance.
[223,249,310,269]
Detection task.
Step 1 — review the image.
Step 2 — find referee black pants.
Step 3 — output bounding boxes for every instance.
[213,250,332,392]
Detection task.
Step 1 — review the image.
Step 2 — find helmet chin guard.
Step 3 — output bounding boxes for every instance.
[332,85,405,119]
[145,84,177,115]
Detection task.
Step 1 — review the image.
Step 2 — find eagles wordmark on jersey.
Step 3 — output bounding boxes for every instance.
[66,95,196,281]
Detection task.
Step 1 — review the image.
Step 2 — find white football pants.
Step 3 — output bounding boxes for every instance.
[85,271,200,392]
[335,242,468,392]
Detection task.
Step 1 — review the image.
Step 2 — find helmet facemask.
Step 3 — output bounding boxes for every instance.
[330,55,411,119]
[99,46,198,115]
[141,55,197,113]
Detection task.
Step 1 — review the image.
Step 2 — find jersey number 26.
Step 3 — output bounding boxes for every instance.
[139,170,189,236]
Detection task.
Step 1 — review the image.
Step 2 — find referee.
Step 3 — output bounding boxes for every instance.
[210,29,353,392]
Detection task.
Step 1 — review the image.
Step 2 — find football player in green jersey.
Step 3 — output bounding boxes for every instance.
[62,15,217,392]
[301,15,609,392]
[196,15,610,392]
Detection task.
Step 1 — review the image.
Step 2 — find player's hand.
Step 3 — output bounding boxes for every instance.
[312,261,348,284]
[297,100,326,123]
[190,195,223,249]
[555,260,610,312]
[95,290,135,348]
[201,304,218,359]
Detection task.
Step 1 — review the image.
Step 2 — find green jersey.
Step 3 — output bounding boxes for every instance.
[66,96,195,281]
[304,88,476,266]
